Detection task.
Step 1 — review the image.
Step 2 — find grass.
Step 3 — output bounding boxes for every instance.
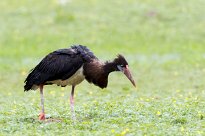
[0,0,205,135]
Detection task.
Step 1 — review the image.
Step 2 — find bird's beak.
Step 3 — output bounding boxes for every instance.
[118,65,136,87]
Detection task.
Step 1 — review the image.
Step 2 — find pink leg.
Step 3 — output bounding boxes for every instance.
[39,85,45,120]
[70,85,76,120]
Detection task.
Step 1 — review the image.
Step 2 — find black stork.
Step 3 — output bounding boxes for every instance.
[24,45,136,120]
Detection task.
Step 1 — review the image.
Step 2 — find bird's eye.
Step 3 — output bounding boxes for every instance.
[120,65,124,67]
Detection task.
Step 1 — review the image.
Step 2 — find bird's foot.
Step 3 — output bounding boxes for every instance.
[39,112,46,120]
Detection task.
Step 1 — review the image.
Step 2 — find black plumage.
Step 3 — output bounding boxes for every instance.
[24,45,135,120]
[24,45,97,91]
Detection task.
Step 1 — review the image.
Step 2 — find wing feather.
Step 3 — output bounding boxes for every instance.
[24,49,83,90]
[24,45,98,91]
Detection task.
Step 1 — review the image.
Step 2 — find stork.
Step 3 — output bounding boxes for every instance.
[24,45,136,120]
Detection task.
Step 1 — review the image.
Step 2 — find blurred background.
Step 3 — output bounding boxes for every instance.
[1,0,205,91]
[0,0,205,135]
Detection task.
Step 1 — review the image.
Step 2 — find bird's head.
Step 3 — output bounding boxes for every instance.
[113,54,136,87]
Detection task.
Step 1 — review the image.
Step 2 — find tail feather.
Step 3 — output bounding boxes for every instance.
[24,69,37,91]
[24,82,34,91]
[24,69,48,91]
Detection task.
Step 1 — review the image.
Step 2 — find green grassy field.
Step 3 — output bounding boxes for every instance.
[0,0,205,135]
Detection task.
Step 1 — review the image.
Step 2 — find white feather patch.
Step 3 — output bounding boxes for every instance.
[32,66,85,90]
[47,66,85,86]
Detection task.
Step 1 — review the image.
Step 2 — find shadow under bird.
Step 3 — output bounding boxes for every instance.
[24,45,136,120]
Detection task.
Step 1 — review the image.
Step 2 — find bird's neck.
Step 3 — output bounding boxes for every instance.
[103,61,117,74]
[83,61,117,89]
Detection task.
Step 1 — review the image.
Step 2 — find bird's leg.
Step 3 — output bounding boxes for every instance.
[70,85,76,120]
[39,85,45,120]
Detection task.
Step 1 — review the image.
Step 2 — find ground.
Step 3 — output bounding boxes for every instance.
[0,0,205,135]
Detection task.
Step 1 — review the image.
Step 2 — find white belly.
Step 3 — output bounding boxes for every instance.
[46,66,85,86]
